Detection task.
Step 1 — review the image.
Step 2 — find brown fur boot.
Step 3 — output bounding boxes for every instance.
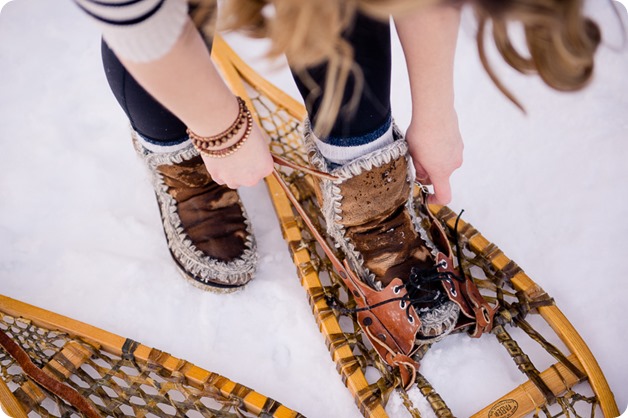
[305,122,459,341]
[133,132,256,292]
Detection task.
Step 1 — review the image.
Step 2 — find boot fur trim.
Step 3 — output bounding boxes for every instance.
[132,131,257,289]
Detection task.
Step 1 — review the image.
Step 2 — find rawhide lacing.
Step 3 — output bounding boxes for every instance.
[271,154,497,389]
[416,191,498,338]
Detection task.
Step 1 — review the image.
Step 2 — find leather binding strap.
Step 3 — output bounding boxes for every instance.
[0,328,101,418]
[271,165,420,389]
[417,190,498,337]
[271,156,498,389]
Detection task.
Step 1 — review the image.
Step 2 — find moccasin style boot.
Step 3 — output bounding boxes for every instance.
[133,132,257,292]
[305,122,459,341]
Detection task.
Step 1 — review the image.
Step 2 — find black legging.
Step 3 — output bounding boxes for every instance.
[290,12,391,140]
[101,12,391,144]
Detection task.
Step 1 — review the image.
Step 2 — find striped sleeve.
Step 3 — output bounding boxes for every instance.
[73,0,188,62]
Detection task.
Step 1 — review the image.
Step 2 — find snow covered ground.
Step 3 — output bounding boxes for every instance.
[0,0,626,417]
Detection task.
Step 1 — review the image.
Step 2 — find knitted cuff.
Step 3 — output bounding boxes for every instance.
[76,0,189,63]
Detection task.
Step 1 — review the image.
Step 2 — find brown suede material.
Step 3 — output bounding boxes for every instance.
[338,158,408,227]
[338,158,433,286]
[344,206,433,285]
[157,156,248,262]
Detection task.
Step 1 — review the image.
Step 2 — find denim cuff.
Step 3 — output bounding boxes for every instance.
[322,113,392,147]
[135,131,191,154]
[137,131,189,147]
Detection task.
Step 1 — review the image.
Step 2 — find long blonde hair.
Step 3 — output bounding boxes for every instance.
[210,0,600,131]
[472,0,600,110]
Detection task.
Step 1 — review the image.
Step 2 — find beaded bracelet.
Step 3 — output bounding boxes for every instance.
[188,97,253,158]
[199,111,252,158]
[187,97,248,149]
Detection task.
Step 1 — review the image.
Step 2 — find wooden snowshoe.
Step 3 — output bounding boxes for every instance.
[209,36,619,418]
[0,294,304,418]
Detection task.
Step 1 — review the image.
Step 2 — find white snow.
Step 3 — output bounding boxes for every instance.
[0,0,626,417]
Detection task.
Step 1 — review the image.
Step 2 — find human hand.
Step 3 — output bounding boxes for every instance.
[405,110,463,205]
[200,121,274,189]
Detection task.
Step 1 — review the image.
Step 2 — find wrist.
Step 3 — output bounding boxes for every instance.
[185,94,241,137]
[188,96,254,159]
[411,103,457,126]
[410,82,456,117]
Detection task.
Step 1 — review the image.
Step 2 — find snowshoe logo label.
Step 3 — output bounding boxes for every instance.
[488,399,519,418]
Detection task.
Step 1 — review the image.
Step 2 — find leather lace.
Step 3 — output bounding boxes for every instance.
[324,210,469,323]
[325,264,461,322]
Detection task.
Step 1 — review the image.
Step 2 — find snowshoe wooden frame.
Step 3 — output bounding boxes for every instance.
[0,294,303,418]
[209,36,619,418]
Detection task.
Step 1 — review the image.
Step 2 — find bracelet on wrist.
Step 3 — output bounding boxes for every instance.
[187,96,253,158]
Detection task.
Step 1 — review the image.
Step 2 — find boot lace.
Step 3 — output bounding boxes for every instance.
[325,263,461,323]
[326,211,467,325]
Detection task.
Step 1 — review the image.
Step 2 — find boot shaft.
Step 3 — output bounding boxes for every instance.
[305,122,435,288]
